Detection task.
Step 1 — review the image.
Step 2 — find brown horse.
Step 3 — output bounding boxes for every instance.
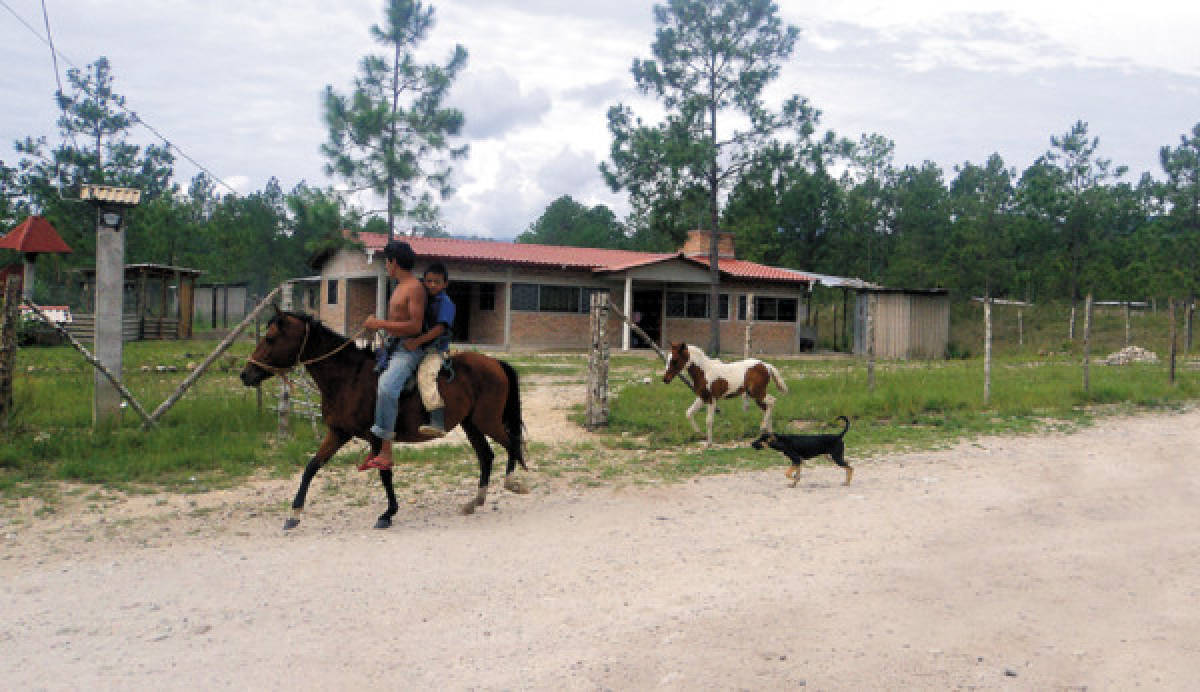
[239,309,528,530]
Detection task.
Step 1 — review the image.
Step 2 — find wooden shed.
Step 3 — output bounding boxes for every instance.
[72,263,202,341]
[854,288,950,360]
[194,282,249,329]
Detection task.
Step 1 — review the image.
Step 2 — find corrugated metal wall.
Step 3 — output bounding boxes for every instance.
[854,292,949,359]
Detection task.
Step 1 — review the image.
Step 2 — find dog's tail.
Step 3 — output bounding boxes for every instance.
[765,363,788,394]
[835,415,850,437]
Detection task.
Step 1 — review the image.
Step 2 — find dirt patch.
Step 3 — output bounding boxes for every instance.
[2,386,1199,688]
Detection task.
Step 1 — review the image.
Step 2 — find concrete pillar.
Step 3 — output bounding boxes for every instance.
[375,261,387,319]
[21,256,35,301]
[93,223,125,425]
[503,269,513,350]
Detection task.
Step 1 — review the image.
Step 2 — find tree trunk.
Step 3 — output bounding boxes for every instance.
[707,96,720,356]
[388,41,401,239]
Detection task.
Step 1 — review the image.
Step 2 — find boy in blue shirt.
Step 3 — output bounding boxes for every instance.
[405,262,456,437]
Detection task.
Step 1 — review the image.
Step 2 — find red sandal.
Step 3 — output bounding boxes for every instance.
[357,456,393,472]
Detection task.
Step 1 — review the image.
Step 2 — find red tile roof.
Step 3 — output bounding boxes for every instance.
[0,216,72,254]
[354,231,813,285]
[356,232,674,272]
[683,256,815,283]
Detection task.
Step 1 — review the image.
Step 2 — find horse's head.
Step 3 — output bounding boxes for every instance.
[662,342,690,384]
[239,308,309,387]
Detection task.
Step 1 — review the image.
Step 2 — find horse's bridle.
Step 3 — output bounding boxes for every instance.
[246,318,364,380]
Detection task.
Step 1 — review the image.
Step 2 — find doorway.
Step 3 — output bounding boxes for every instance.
[631,289,663,349]
[445,281,471,342]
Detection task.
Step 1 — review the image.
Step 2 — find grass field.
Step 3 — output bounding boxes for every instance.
[2,300,1197,507]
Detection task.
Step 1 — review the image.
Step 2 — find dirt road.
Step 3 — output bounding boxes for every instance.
[3,407,1199,689]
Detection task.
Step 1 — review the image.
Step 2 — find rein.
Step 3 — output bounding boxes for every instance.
[247,320,366,384]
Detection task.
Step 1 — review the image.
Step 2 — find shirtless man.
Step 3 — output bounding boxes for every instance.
[360,240,426,471]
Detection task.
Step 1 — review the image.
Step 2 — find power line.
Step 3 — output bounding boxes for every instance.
[1,0,240,195]
[39,0,65,101]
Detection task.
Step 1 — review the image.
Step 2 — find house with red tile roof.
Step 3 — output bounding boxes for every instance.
[307,229,816,354]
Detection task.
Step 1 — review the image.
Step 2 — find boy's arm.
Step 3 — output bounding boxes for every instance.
[404,294,455,350]
[404,324,446,350]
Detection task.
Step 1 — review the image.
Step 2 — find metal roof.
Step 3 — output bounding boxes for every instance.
[73,263,203,278]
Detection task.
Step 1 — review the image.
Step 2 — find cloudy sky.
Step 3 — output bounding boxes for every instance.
[2,0,1198,239]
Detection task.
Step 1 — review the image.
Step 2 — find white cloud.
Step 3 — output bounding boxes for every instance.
[451,67,551,140]
[2,0,1198,242]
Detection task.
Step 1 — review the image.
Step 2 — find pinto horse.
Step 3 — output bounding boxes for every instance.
[239,309,528,529]
[661,341,788,447]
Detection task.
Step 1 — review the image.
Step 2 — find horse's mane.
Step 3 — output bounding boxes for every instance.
[276,310,374,359]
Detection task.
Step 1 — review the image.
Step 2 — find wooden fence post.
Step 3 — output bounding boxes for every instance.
[1169,297,1177,386]
[585,291,610,429]
[1017,307,1023,348]
[984,297,992,405]
[1124,302,1131,347]
[866,294,876,393]
[832,302,838,352]
[277,384,291,438]
[1082,294,1093,395]
[1187,295,1194,355]
[254,296,263,414]
[0,276,19,430]
[1069,304,1076,341]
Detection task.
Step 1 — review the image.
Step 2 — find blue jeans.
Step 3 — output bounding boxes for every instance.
[371,346,423,440]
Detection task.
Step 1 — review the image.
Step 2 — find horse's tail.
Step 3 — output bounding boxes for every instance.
[498,359,528,470]
[766,362,788,394]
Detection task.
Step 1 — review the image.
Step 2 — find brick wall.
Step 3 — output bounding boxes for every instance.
[507,310,626,350]
[321,278,345,334]
[346,279,376,337]
[662,318,798,355]
[468,282,505,344]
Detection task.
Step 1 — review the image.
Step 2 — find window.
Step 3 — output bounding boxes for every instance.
[665,292,685,318]
[510,283,606,313]
[753,296,799,322]
[327,279,338,305]
[540,285,579,312]
[738,295,746,321]
[478,283,495,311]
[666,291,730,319]
[511,283,538,311]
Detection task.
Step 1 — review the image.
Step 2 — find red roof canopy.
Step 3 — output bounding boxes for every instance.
[0,216,73,254]
[353,232,813,285]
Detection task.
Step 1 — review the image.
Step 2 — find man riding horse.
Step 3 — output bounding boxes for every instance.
[359,240,426,472]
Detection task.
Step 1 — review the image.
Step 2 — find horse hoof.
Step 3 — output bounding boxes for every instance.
[460,502,477,515]
[504,477,530,494]
[283,517,300,530]
[374,517,392,529]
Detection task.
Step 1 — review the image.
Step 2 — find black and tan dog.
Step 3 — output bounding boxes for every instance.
[751,415,853,486]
